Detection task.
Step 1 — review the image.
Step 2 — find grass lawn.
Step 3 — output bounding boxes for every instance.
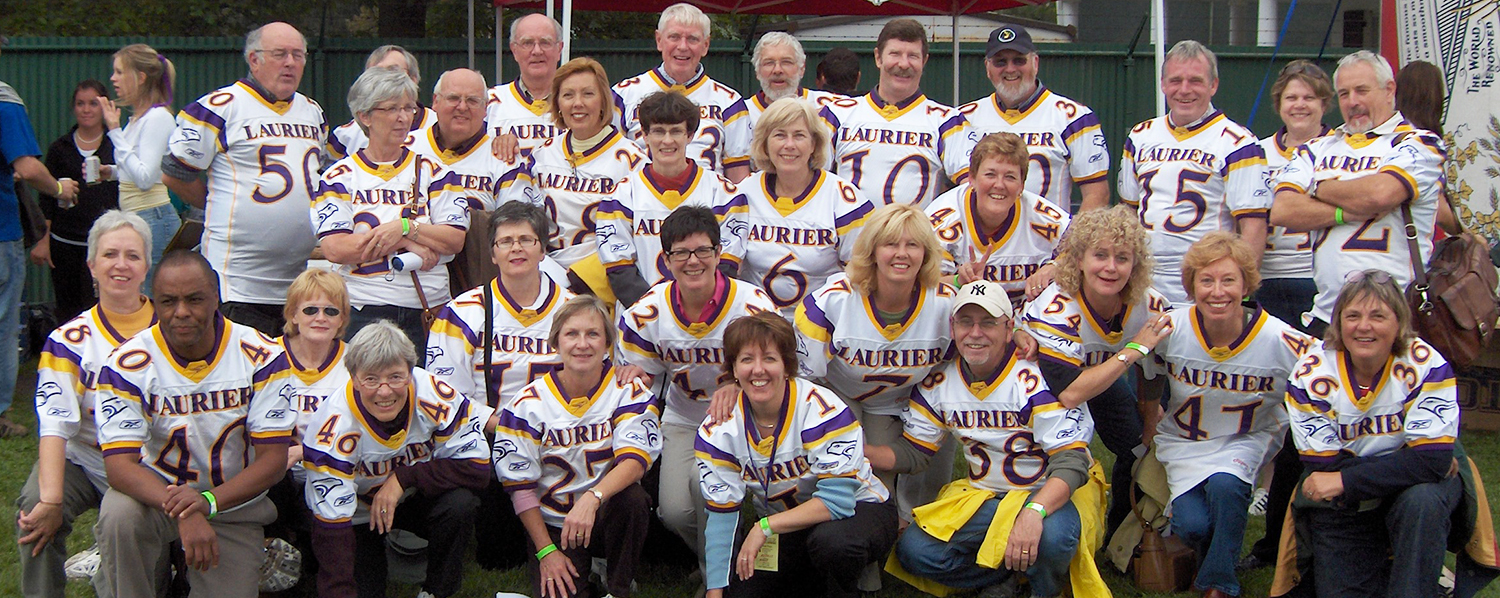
[0,356,1496,598]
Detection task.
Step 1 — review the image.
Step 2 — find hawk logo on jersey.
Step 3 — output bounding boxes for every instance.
[311,478,344,506]
[98,397,128,423]
[425,346,444,365]
[625,419,661,448]
[316,203,339,225]
[817,440,859,471]
[698,461,729,494]
[494,438,519,460]
[35,381,63,407]
[1294,413,1337,445]
[1415,396,1456,424]
[176,128,202,144]
[726,220,749,241]
[595,224,630,253]
[1056,408,1088,439]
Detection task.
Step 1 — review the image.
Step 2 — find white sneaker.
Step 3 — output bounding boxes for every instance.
[1440,565,1456,598]
[64,544,100,581]
[1248,487,1270,516]
[417,592,436,598]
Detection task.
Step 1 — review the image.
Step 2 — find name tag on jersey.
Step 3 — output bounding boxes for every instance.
[753,534,779,572]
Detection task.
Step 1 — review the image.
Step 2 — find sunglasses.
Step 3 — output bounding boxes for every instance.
[301,306,342,317]
[1344,269,1394,285]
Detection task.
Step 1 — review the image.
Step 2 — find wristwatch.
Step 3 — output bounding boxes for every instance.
[589,488,605,503]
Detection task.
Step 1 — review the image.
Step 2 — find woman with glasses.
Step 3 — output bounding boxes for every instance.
[314,67,470,351]
[616,205,775,573]
[794,203,956,513]
[1146,233,1313,598]
[100,44,181,289]
[738,97,874,318]
[495,296,661,598]
[1284,270,1465,598]
[699,312,897,598]
[301,320,490,598]
[328,46,434,161]
[20,211,153,598]
[596,91,748,309]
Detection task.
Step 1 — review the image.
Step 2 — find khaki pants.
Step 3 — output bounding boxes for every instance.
[15,460,106,598]
[657,421,708,567]
[95,488,276,598]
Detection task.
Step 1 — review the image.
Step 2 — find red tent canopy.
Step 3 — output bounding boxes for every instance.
[492,0,1049,16]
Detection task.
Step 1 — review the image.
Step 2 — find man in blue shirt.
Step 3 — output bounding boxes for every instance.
[0,35,80,436]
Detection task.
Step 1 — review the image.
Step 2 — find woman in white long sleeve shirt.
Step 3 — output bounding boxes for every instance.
[101,43,181,286]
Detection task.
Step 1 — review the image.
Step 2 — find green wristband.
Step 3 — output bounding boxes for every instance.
[758,517,773,538]
[401,217,411,236]
[1334,207,1346,226]
[536,543,558,560]
[200,491,218,519]
[1125,342,1150,356]
[1024,501,1047,518]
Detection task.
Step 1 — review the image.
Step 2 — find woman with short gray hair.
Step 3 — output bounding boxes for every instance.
[313,67,470,352]
[302,319,490,598]
[328,46,435,160]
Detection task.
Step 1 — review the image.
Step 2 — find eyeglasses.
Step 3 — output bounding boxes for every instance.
[758,58,799,71]
[438,93,485,109]
[646,126,692,139]
[371,104,419,116]
[494,236,541,249]
[258,49,307,63]
[357,372,410,390]
[300,306,341,317]
[665,246,718,262]
[513,38,559,51]
[1345,269,1394,285]
[988,55,1030,67]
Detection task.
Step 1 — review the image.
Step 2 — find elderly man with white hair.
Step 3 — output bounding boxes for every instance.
[1270,50,1446,336]
[328,45,435,160]
[613,2,751,182]
[488,13,564,154]
[745,32,844,132]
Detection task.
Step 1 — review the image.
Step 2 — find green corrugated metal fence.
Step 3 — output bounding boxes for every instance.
[0,36,1347,306]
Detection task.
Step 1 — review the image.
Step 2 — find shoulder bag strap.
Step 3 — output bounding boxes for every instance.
[483,280,495,408]
[1400,202,1433,313]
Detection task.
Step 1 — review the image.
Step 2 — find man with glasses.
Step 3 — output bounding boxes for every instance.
[744,33,844,133]
[328,45,433,160]
[162,22,327,336]
[959,26,1110,213]
[93,251,298,598]
[616,205,775,574]
[488,14,564,154]
[613,3,752,182]
[1269,50,1444,336]
[596,91,748,308]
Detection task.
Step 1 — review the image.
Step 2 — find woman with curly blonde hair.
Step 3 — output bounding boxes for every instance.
[1018,205,1173,537]
[795,203,956,512]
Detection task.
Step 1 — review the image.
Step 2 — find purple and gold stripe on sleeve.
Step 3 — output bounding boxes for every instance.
[695,435,740,470]
[834,201,873,236]
[180,103,229,151]
[800,408,859,448]
[1061,113,1102,145]
[1223,143,1268,176]
[794,295,834,343]
[611,400,655,426]
[101,440,144,458]
[617,323,660,360]
[495,409,543,441]
[430,308,480,350]
[614,446,652,469]
[1231,208,1270,220]
[38,341,84,382]
[250,429,295,445]
[1285,386,1332,414]
[303,445,356,477]
[95,367,145,404]
[1378,166,1418,201]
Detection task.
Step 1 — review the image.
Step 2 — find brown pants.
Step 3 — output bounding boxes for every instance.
[95,488,276,598]
[528,483,652,598]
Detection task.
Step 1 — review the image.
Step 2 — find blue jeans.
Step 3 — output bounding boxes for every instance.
[1254,277,1317,334]
[134,203,181,292]
[0,240,21,416]
[897,495,1081,597]
[1305,475,1461,598]
[1170,473,1251,596]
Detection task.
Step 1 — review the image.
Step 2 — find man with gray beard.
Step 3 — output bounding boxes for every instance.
[958,25,1110,212]
[744,32,843,134]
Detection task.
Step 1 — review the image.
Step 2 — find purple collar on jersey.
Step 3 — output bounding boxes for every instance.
[285,337,343,374]
[1168,107,1222,131]
[653,64,706,88]
[1273,125,1332,155]
[353,384,412,439]
[644,159,700,195]
[959,341,1015,390]
[238,76,290,103]
[762,170,823,203]
[868,87,924,112]
[1190,302,1263,352]
[965,187,1017,244]
[992,81,1048,112]
[753,88,805,110]
[670,270,729,325]
[431,120,490,155]
[96,298,157,345]
[163,312,227,369]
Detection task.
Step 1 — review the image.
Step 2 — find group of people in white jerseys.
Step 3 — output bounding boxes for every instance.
[11,4,1490,598]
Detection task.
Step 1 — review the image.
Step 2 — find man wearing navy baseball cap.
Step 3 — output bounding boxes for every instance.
[960,25,1111,213]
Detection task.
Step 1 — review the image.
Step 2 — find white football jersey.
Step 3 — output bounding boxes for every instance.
[1146,306,1313,500]
[406,124,539,212]
[612,67,751,173]
[794,274,956,416]
[95,316,297,497]
[280,338,350,438]
[522,128,650,268]
[819,91,976,207]
[37,306,155,486]
[1272,113,1444,324]
[744,88,844,133]
[326,106,437,160]
[1258,128,1328,280]
[696,378,890,516]
[1118,109,1270,305]
[167,80,328,304]
[426,278,574,410]
[958,85,1110,208]
[494,367,662,527]
[617,276,776,428]
[1286,338,1457,463]
[487,81,560,154]
[312,148,472,309]
[596,162,750,286]
[737,170,875,317]
[927,184,1070,301]
[300,370,491,527]
[904,352,1094,494]
[1022,283,1173,368]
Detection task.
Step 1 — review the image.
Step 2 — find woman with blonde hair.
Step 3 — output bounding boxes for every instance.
[795,202,955,512]
[738,97,874,318]
[101,43,180,286]
[1018,204,1171,538]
